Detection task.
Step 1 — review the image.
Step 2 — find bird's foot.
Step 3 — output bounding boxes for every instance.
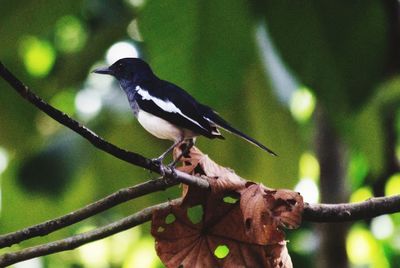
[160,165,178,182]
[151,157,178,179]
[166,164,177,179]
[167,141,193,167]
[151,156,163,165]
[151,157,166,177]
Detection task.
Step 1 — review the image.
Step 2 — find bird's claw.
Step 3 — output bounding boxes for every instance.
[151,157,165,176]
[151,156,163,165]
[151,157,177,179]
[166,164,177,179]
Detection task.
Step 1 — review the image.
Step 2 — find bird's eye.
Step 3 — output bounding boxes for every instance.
[117,63,124,70]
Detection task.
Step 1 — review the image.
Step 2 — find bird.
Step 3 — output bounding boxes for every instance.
[93,58,276,165]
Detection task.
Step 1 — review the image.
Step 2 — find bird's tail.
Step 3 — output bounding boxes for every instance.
[204,110,277,156]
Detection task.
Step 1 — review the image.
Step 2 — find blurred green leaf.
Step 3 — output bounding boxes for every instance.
[19,36,56,77]
[54,15,88,54]
[349,76,400,176]
[259,1,388,116]
[140,0,254,106]
[347,151,369,191]
[385,173,400,196]
[240,65,303,187]
[350,187,373,203]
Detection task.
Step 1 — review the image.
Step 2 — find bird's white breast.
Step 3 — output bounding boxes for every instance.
[137,110,197,141]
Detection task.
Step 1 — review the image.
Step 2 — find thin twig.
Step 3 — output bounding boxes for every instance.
[0,199,181,267]
[0,177,178,249]
[303,195,400,222]
[2,195,400,266]
[0,61,209,188]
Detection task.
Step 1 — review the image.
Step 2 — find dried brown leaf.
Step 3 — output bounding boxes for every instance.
[152,145,304,267]
[152,193,293,268]
[239,183,304,235]
[175,146,246,194]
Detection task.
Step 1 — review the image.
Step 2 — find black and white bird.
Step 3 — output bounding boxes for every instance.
[93,58,276,164]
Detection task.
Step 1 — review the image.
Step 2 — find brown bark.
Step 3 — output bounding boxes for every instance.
[315,107,349,268]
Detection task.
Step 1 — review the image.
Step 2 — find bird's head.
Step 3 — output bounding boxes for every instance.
[93,58,154,83]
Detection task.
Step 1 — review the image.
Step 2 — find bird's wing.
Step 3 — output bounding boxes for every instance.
[134,82,219,138]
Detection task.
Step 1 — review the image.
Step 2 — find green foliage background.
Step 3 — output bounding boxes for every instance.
[0,0,399,267]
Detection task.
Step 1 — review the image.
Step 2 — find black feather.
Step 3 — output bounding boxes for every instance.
[201,106,277,156]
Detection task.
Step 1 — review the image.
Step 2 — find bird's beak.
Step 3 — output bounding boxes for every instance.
[92,66,112,75]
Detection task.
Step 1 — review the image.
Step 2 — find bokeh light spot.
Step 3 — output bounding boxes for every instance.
[290,230,318,255]
[75,89,102,120]
[13,258,43,268]
[54,15,87,53]
[0,147,9,175]
[350,187,373,203]
[346,226,376,265]
[109,229,140,264]
[123,237,161,268]
[19,36,56,77]
[385,173,400,196]
[127,19,143,41]
[294,178,319,203]
[346,225,389,267]
[371,215,394,240]
[299,152,319,182]
[391,229,400,251]
[125,0,146,8]
[78,237,109,267]
[106,41,139,64]
[290,87,316,123]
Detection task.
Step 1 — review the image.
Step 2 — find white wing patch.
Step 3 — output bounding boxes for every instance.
[135,86,207,131]
[203,116,222,135]
[203,117,215,124]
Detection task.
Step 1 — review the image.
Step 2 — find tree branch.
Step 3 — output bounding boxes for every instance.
[303,195,400,222]
[0,177,180,249]
[0,199,182,267]
[2,194,400,266]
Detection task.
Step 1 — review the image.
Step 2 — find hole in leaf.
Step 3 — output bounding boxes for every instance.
[194,165,205,175]
[287,198,297,205]
[245,218,252,229]
[223,196,239,204]
[214,244,230,259]
[245,181,254,188]
[264,189,277,195]
[165,213,176,224]
[187,205,203,224]
[157,226,165,233]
